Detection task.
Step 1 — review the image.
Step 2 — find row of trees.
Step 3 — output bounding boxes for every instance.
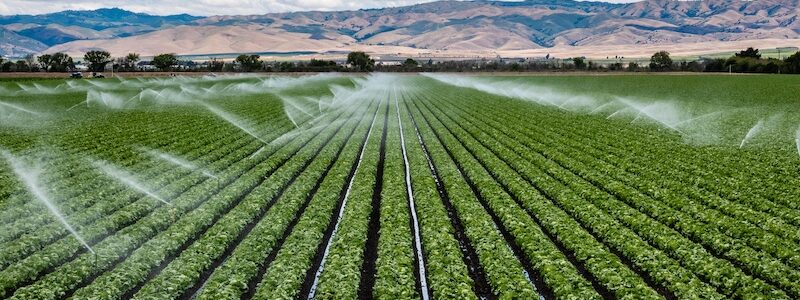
[0,50,378,73]
[395,49,800,74]
[0,53,74,72]
[228,52,376,72]
[702,48,800,74]
[643,48,800,74]
[0,51,377,72]
[0,51,139,72]
[2,48,799,74]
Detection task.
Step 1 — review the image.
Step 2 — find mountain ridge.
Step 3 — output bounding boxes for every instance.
[2,0,799,58]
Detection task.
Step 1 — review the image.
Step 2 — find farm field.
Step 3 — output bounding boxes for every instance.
[0,73,799,299]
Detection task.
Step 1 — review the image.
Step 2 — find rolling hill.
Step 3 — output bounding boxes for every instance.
[2,0,799,58]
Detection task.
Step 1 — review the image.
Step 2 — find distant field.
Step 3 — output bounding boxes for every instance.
[689,47,800,60]
[0,74,799,299]
[560,47,800,65]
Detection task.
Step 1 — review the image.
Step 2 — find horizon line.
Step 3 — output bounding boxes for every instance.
[0,0,645,17]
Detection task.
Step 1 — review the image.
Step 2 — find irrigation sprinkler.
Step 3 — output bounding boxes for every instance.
[2,150,96,256]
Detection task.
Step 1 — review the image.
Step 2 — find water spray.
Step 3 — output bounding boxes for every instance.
[200,102,267,144]
[740,119,765,149]
[795,126,800,158]
[143,148,217,178]
[674,111,725,127]
[589,101,616,114]
[0,101,40,115]
[1,149,95,255]
[92,160,170,204]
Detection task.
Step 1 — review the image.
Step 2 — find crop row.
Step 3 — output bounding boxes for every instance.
[129,105,368,299]
[420,93,722,298]
[429,85,800,243]
[0,104,285,263]
[0,118,228,246]
[430,89,800,294]
[1,107,335,299]
[373,96,420,299]
[433,92,799,298]
[0,103,282,232]
[0,109,227,225]
[311,97,387,299]
[0,118,275,271]
[483,97,800,266]
[563,117,800,242]
[70,108,347,300]
[2,139,251,299]
[599,106,800,215]
[395,91,479,299]
[0,101,269,211]
[404,95,541,298]
[411,94,664,299]
[195,102,381,300]
[250,101,387,300]
[421,88,792,298]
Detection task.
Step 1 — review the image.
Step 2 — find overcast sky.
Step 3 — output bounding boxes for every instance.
[0,0,641,16]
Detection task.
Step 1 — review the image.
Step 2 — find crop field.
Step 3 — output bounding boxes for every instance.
[0,73,799,300]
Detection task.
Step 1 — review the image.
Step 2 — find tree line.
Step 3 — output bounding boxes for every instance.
[376,48,800,74]
[0,51,136,72]
[1,48,799,74]
[701,48,799,73]
[0,51,377,73]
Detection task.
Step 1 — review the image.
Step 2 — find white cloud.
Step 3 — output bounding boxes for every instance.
[0,0,640,16]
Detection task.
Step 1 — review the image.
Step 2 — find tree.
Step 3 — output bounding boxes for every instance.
[114,57,125,72]
[784,52,800,74]
[38,53,75,72]
[309,59,336,67]
[572,57,587,70]
[306,59,338,72]
[23,54,36,71]
[703,58,727,72]
[279,61,295,72]
[627,62,639,72]
[735,47,761,59]
[763,59,782,74]
[347,51,375,72]
[608,62,624,71]
[37,54,53,72]
[588,61,598,71]
[152,53,178,71]
[84,50,112,72]
[400,58,419,71]
[49,53,74,72]
[649,51,673,71]
[1,61,12,72]
[125,53,140,71]
[207,58,224,72]
[235,54,262,72]
[15,60,29,72]
[403,58,418,67]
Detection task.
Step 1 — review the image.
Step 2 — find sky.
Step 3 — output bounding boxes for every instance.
[0,0,641,16]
